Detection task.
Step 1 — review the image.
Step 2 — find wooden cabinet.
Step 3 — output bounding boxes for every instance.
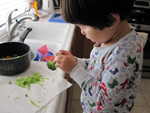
[71,26,84,58]
[71,26,94,58]
[81,36,94,58]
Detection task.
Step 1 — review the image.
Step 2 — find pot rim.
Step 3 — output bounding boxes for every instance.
[0,42,31,61]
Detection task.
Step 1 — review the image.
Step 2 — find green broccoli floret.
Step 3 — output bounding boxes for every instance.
[47,60,57,70]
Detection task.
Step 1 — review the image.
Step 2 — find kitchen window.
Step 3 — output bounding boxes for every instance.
[0,0,28,26]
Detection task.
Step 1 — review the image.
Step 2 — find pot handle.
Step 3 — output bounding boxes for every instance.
[18,28,32,43]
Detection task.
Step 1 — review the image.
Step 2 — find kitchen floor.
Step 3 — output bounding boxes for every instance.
[65,77,150,113]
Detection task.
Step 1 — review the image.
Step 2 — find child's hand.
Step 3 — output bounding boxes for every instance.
[55,50,77,74]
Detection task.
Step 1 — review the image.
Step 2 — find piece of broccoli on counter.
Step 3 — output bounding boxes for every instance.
[47,60,57,70]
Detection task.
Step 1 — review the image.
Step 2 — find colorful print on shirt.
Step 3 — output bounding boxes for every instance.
[73,30,143,113]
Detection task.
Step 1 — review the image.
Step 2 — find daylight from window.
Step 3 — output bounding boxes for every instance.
[0,0,28,25]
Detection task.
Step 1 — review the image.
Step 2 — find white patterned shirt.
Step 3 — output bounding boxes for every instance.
[70,29,143,113]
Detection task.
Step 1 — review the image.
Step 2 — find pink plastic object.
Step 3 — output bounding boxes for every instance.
[38,45,49,56]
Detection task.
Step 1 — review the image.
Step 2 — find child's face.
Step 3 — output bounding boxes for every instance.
[77,24,114,44]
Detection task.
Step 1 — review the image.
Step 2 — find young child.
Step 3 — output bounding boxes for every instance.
[56,0,143,112]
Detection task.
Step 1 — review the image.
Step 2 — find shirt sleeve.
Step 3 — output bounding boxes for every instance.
[70,54,135,109]
[76,58,90,69]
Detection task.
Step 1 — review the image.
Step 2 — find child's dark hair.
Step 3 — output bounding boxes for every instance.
[60,0,135,30]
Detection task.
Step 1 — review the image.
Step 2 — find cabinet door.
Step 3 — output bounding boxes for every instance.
[71,26,94,58]
[82,38,94,58]
[71,26,85,58]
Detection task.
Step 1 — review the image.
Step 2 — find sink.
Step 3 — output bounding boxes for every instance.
[0,21,75,53]
[0,19,75,61]
[25,21,70,43]
[0,20,75,63]
[24,21,75,52]
[10,21,71,56]
[24,39,60,55]
[11,38,60,57]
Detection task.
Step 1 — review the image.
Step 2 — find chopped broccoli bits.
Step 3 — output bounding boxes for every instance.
[8,81,11,84]
[38,101,41,103]
[25,94,28,97]
[14,97,20,99]
[30,100,40,108]
[15,72,48,90]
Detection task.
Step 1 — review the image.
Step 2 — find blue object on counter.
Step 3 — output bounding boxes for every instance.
[34,51,41,61]
[48,13,67,23]
[44,52,54,57]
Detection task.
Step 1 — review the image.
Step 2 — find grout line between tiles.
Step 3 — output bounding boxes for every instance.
[141,89,150,107]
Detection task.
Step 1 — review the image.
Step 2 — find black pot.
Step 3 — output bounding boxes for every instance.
[0,42,32,75]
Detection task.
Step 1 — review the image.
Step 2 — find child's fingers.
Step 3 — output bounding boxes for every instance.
[57,50,71,55]
[56,54,63,60]
[55,62,62,68]
[55,57,63,69]
[56,57,62,64]
[56,51,62,56]
[55,55,64,66]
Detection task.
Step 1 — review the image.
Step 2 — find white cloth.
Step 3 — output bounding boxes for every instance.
[0,61,72,113]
